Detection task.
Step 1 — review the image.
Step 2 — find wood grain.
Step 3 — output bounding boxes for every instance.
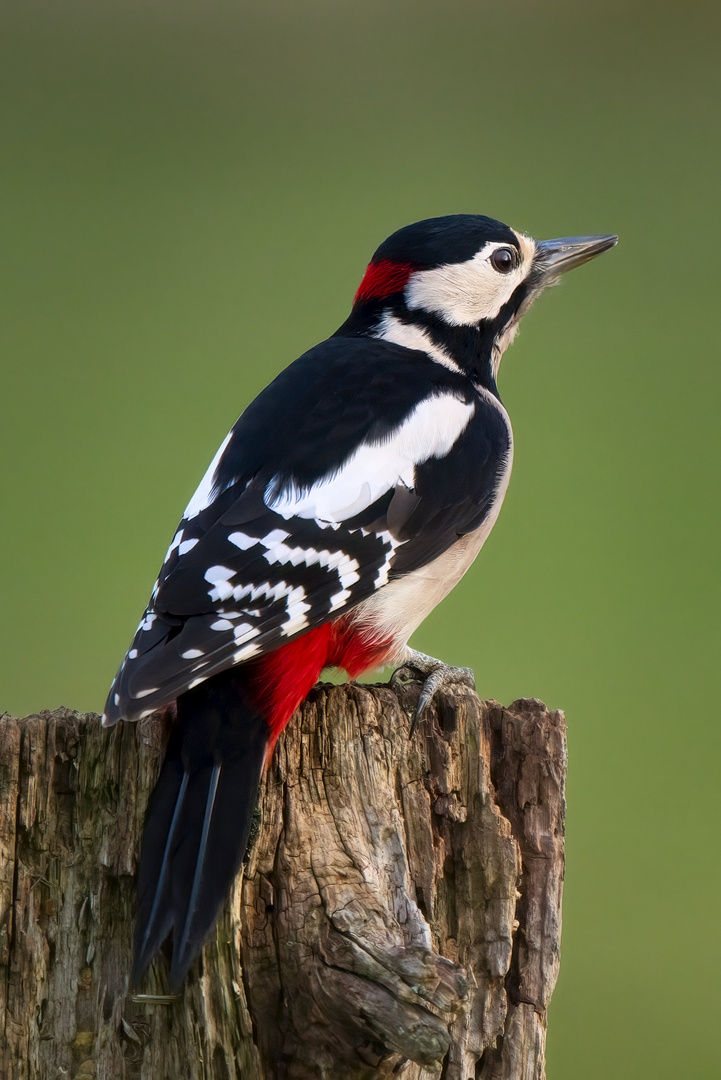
[0,683,565,1079]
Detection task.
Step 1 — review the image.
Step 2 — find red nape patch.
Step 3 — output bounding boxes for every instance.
[247,620,394,753]
[354,259,414,304]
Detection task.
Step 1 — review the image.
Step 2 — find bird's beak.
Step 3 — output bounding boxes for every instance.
[534,234,618,279]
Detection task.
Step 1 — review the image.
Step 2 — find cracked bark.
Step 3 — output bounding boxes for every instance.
[0,681,565,1080]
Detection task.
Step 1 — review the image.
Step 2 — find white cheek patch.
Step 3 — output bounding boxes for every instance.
[405,236,535,326]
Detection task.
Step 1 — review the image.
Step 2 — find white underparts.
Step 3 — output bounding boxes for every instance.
[351,390,514,658]
[491,318,521,379]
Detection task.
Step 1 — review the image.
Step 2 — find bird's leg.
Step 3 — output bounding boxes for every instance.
[390,649,475,737]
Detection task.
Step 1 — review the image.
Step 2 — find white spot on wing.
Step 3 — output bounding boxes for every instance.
[164,529,184,562]
[339,565,360,589]
[375,560,392,588]
[181,648,204,659]
[178,538,199,556]
[282,616,309,635]
[372,528,397,587]
[228,531,258,551]
[262,541,361,585]
[234,643,261,662]
[204,565,235,602]
[259,529,290,548]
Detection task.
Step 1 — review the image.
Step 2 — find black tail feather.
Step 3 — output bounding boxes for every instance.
[132,670,268,989]
[175,762,220,973]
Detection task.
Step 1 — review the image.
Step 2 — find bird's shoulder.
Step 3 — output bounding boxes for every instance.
[209,333,475,497]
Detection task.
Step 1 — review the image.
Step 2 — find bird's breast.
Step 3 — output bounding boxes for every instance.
[350,430,513,661]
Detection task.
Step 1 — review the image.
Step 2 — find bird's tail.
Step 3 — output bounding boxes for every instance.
[131,670,268,989]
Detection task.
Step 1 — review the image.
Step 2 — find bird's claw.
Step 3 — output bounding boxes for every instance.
[390,651,476,738]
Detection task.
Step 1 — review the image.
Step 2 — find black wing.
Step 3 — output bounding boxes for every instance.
[103,337,510,724]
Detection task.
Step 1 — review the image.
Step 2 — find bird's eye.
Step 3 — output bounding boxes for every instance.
[490,247,517,274]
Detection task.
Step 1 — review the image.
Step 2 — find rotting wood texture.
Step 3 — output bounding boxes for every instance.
[0,682,565,1080]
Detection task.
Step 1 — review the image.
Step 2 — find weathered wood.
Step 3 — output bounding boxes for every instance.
[0,682,565,1079]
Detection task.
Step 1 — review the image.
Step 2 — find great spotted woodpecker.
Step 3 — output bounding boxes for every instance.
[102,214,616,987]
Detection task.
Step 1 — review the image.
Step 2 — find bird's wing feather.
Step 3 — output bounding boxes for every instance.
[103,338,509,723]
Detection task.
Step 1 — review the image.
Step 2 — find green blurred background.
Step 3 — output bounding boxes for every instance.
[2,0,719,1074]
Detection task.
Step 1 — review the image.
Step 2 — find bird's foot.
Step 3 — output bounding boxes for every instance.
[390,650,475,738]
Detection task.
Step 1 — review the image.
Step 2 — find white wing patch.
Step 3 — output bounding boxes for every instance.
[183,430,233,520]
[202,562,312,636]
[265,393,475,524]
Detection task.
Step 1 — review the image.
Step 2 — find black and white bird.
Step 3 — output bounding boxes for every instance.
[103,214,616,987]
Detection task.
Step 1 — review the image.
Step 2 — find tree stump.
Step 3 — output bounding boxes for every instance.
[0,681,566,1080]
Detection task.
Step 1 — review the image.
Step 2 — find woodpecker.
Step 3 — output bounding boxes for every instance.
[103,214,616,988]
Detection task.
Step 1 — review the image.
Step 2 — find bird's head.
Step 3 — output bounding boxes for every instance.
[343,214,617,388]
